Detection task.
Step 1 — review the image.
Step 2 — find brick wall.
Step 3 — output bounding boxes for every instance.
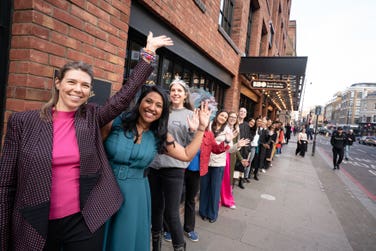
[3,0,293,136]
[140,0,240,76]
[5,0,130,124]
[139,0,251,112]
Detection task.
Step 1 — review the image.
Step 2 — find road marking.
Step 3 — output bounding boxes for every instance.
[355,149,366,153]
[260,194,276,201]
[369,170,376,176]
[317,146,376,202]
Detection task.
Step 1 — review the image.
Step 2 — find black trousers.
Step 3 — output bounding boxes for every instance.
[295,141,307,157]
[44,212,104,251]
[149,168,185,247]
[332,147,344,166]
[183,170,200,233]
[257,146,268,171]
[252,151,260,177]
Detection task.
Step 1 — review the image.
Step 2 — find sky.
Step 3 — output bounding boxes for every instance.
[289,0,376,111]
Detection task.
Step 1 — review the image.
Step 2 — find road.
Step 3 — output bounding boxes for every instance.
[314,134,376,201]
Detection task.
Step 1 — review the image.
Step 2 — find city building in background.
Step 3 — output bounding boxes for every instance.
[359,90,376,135]
[0,0,307,144]
[324,83,376,135]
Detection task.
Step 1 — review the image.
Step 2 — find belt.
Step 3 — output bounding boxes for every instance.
[112,166,149,180]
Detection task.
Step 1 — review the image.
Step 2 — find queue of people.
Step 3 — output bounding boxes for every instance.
[0,30,323,251]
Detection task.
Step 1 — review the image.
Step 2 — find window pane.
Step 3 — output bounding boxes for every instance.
[183,69,191,87]
[200,75,206,89]
[126,41,159,84]
[219,0,234,35]
[173,63,183,80]
[161,58,173,89]
[193,71,200,88]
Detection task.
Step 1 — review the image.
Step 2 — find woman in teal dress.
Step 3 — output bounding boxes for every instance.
[102,85,211,251]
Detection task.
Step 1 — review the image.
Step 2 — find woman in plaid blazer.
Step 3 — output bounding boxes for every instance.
[0,33,173,251]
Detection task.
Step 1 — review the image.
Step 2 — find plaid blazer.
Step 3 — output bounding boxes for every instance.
[0,60,153,250]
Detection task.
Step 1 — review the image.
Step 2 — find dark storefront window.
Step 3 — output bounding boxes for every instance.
[183,68,191,85]
[124,28,227,107]
[126,39,159,85]
[161,57,173,88]
[240,94,256,120]
[0,0,12,148]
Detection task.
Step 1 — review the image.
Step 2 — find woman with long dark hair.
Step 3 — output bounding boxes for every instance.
[102,84,211,251]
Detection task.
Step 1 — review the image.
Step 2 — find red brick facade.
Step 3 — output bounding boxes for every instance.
[6,0,129,117]
[1,0,295,141]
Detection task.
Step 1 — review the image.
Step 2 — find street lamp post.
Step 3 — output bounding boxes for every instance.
[312,105,321,156]
[346,108,350,129]
[299,81,311,126]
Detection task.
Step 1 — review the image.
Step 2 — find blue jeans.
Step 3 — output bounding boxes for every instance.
[345,145,351,159]
[245,147,256,178]
[199,166,224,221]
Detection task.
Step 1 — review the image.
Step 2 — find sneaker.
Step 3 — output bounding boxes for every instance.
[230,205,236,209]
[163,232,172,242]
[261,169,266,173]
[345,157,349,161]
[185,231,199,242]
[208,218,216,223]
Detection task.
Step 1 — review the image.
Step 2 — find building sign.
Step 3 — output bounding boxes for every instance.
[250,80,287,90]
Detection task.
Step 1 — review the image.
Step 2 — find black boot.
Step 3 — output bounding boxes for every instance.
[152,231,162,251]
[238,178,245,189]
[173,242,186,251]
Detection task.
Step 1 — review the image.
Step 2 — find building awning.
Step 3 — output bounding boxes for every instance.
[239,56,308,112]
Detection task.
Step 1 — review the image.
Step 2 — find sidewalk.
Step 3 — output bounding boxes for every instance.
[162,139,374,251]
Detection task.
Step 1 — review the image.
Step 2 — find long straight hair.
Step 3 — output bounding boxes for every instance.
[211,110,228,137]
[169,79,194,111]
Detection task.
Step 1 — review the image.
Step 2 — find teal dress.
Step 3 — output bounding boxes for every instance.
[103,117,158,251]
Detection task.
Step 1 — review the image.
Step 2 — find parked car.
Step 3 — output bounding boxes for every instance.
[318,128,332,136]
[358,136,368,144]
[359,136,376,146]
[364,136,376,146]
